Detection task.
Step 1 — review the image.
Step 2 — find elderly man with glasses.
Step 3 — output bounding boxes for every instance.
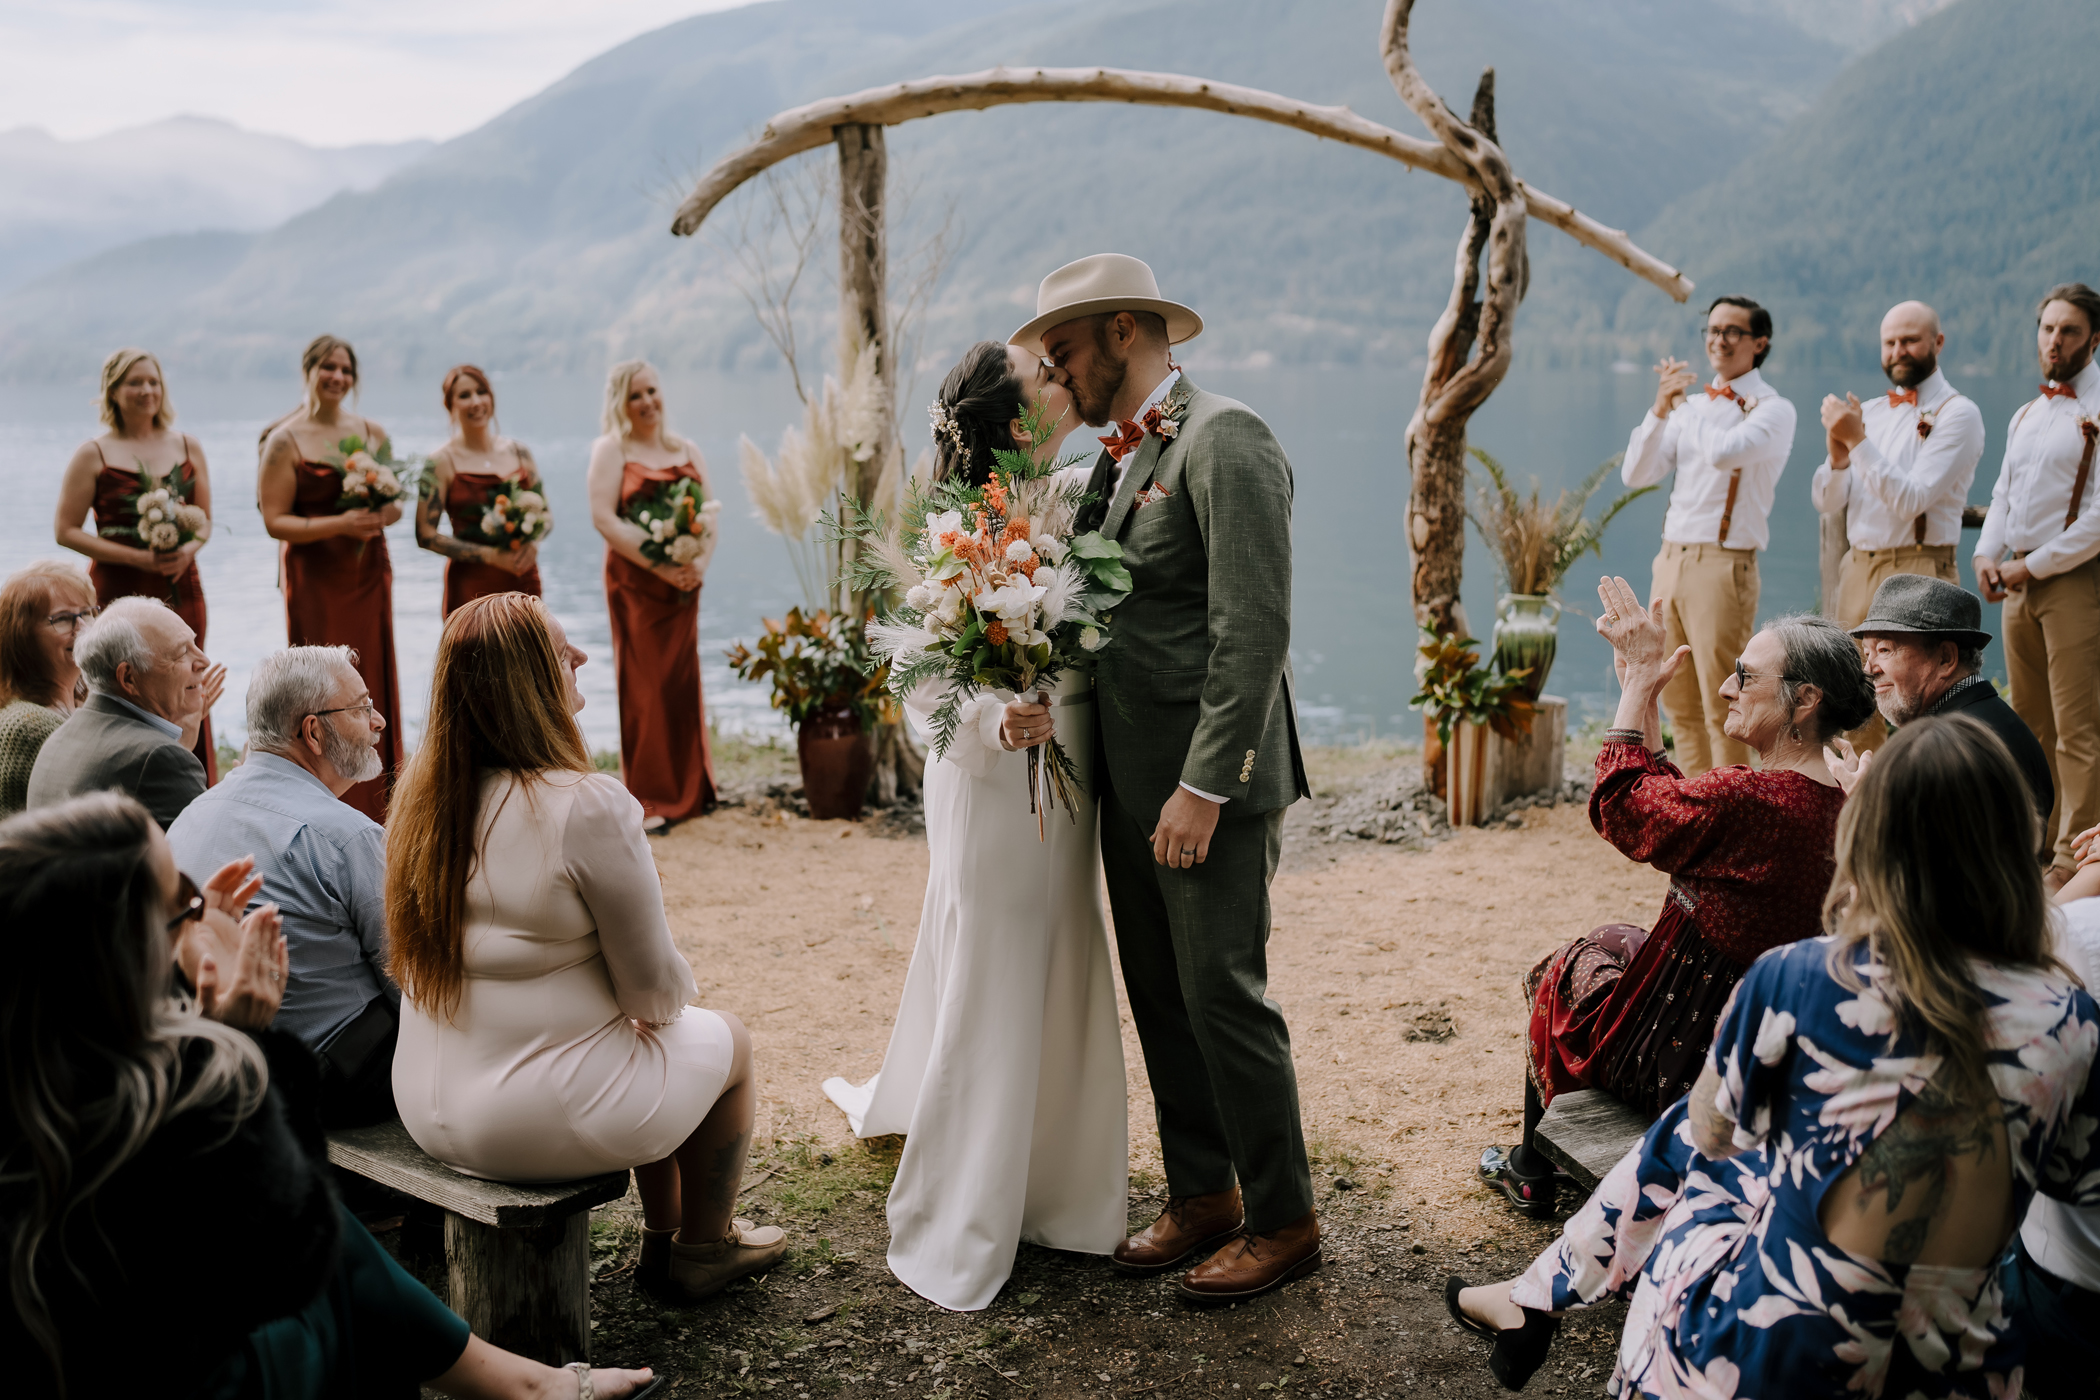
[1620,295,1798,775]
[168,645,397,1128]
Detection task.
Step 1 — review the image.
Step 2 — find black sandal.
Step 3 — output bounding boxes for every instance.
[1477,1147,1558,1220]
[1446,1276,1560,1391]
[1444,1275,1497,1337]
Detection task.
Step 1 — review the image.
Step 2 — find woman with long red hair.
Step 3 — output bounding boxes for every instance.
[258,335,403,822]
[586,360,719,832]
[415,365,546,616]
[385,592,781,1301]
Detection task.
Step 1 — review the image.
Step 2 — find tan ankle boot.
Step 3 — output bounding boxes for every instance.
[640,1218,761,1297]
[667,1220,788,1301]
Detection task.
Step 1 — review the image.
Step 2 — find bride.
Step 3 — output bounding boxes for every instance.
[822,340,1129,1311]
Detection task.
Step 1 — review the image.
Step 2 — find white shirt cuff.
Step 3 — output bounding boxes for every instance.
[1179,781,1227,804]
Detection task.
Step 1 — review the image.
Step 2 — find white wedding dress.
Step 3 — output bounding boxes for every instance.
[822,666,1129,1311]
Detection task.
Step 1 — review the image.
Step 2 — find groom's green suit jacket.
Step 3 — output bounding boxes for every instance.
[1093,376,1310,818]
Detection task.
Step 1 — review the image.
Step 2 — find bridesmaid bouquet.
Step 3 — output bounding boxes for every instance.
[102,463,211,555]
[473,484,553,550]
[625,477,721,567]
[328,435,407,512]
[832,403,1132,826]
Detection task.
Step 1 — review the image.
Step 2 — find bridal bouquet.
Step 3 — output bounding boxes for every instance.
[625,476,720,567]
[472,483,553,550]
[832,403,1131,826]
[328,435,407,512]
[102,463,211,555]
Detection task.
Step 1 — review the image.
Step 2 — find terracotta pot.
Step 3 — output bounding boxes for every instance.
[797,708,872,820]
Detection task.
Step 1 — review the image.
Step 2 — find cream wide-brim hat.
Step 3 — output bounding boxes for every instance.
[1008,253,1203,355]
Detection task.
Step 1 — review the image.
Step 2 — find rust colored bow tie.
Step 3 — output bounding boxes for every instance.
[1099,419,1143,461]
[1886,389,1918,407]
[1704,384,1739,403]
[2040,382,2080,401]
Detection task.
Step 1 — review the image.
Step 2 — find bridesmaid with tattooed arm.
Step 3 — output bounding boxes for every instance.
[415,365,546,616]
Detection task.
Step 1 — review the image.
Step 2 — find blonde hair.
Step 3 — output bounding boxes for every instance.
[300,334,358,416]
[1823,715,2060,1094]
[98,349,174,431]
[602,358,680,444]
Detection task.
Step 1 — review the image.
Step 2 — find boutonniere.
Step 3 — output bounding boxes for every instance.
[1135,483,1173,510]
[1141,401,1183,442]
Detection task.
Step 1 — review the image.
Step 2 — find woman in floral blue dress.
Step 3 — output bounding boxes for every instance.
[1451,715,2100,1398]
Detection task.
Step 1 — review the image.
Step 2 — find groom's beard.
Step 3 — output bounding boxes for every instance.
[1072,333,1133,427]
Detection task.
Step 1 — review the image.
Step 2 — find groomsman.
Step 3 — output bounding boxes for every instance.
[1975,282,2100,884]
[1622,296,1797,774]
[1811,301,1985,752]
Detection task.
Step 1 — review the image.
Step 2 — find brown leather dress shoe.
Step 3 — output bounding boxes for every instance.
[1111,1187,1245,1276]
[1176,1210,1321,1303]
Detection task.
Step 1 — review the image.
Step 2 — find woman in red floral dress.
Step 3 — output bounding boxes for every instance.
[1481,576,1876,1218]
[54,348,223,781]
[257,335,404,822]
[415,365,545,616]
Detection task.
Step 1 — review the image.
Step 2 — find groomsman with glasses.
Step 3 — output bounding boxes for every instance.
[1621,296,1797,775]
[1974,282,2100,887]
[1811,300,1986,754]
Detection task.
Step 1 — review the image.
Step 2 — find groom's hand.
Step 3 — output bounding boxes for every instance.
[1152,788,1222,869]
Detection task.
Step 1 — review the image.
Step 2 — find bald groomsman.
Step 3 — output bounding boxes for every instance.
[1975,282,2100,885]
[1623,295,1797,774]
[1811,301,1985,752]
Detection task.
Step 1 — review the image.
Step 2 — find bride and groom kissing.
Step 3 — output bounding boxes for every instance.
[822,254,1317,1311]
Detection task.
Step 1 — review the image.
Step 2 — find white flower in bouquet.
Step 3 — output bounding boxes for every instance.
[481,508,508,537]
[925,508,965,540]
[520,511,547,538]
[1080,626,1106,653]
[931,584,966,628]
[667,534,705,564]
[174,505,209,538]
[144,507,165,524]
[1003,538,1035,564]
[147,521,181,551]
[905,581,940,612]
[974,578,1045,624]
[373,467,401,494]
[1034,563,1085,629]
[513,490,547,513]
[1031,534,1066,565]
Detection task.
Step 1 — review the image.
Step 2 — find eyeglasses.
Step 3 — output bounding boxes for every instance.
[311,701,377,720]
[1704,325,1756,345]
[1732,660,1796,690]
[166,872,205,935]
[45,607,98,632]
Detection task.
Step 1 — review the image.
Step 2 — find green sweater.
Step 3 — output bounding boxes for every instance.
[0,699,67,817]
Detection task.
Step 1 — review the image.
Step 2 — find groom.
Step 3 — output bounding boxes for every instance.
[1012,254,1316,1301]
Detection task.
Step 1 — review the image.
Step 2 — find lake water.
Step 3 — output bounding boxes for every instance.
[0,359,2034,753]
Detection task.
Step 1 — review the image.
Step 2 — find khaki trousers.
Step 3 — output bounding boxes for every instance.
[1650,543,1758,775]
[1835,544,1959,754]
[2003,552,2100,872]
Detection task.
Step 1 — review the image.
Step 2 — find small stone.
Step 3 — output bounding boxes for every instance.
[1332,1176,1357,1191]
[1293,1354,1308,1367]
[1410,1243,1427,1255]
[818,1153,834,1166]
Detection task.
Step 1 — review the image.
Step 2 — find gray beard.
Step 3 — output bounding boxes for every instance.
[324,726,383,784]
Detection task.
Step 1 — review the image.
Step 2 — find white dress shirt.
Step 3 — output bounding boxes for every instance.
[1975,360,2100,579]
[1100,367,1182,502]
[1622,367,1796,550]
[1810,369,1984,549]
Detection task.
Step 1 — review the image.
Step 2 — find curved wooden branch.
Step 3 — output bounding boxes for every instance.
[668,65,1692,302]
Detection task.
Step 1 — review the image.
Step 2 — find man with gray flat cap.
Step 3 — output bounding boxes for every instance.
[1014,253,1315,1303]
[1825,574,2053,844]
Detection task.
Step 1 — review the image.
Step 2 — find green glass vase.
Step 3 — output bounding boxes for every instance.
[1492,593,1560,700]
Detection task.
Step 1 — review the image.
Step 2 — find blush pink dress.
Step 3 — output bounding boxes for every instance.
[392,769,734,1182]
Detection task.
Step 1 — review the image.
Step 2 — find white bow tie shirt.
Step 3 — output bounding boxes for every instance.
[1810,368,1985,550]
[1621,368,1797,550]
[1976,360,2100,580]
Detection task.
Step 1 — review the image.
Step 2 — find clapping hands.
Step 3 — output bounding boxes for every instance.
[1821,736,1872,795]
[1595,576,1689,687]
[1653,357,1697,417]
[174,856,289,1031]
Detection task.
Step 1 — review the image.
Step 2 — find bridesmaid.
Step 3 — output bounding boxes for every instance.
[586,360,719,831]
[54,348,220,783]
[257,334,404,821]
[415,364,546,616]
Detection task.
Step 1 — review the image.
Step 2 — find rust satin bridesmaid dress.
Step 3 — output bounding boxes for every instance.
[88,444,216,784]
[605,459,716,822]
[284,457,404,821]
[441,469,543,617]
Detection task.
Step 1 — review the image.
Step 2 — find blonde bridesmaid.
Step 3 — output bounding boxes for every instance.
[416,365,546,616]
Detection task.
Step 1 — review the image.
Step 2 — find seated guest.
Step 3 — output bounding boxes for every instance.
[0,793,657,1400]
[387,593,784,1301]
[168,645,399,1127]
[1481,577,1876,1218]
[25,595,208,828]
[1825,574,2053,844]
[1449,717,2100,1398]
[0,562,94,816]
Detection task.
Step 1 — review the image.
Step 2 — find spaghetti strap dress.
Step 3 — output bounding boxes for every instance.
[440,466,543,617]
[88,442,216,784]
[604,458,716,823]
[282,430,403,822]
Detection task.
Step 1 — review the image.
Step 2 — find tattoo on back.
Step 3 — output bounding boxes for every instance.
[1847,1072,2002,1266]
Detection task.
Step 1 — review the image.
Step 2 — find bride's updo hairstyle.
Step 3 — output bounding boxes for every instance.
[932,341,1026,488]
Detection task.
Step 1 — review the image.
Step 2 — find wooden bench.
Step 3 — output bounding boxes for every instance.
[327,1119,631,1366]
[1535,1089,1654,1193]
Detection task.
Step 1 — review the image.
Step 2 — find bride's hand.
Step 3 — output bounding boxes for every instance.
[1000,698,1053,751]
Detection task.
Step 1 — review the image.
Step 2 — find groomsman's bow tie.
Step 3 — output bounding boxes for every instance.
[1099,419,1144,461]
[1886,389,1918,407]
[2040,381,2080,401]
[1704,384,1739,403]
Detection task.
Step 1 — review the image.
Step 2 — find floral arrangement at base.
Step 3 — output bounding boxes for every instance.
[830,403,1132,827]
[724,606,888,730]
[623,475,720,567]
[1410,630,1537,747]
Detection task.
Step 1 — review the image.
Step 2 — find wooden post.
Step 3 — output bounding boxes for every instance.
[446,1211,593,1366]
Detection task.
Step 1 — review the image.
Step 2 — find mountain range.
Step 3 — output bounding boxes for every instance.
[0,0,2083,381]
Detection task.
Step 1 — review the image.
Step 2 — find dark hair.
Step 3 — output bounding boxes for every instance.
[932,341,1025,487]
[1708,295,1773,367]
[2036,282,2100,334]
[1089,308,1169,348]
[1768,614,1876,741]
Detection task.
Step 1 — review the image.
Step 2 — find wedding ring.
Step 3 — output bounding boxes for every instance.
[1605,611,1619,623]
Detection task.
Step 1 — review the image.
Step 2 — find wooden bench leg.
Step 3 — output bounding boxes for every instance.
[445,1210,592,1366]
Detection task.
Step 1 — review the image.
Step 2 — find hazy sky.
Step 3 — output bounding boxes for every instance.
[0,0,762,146]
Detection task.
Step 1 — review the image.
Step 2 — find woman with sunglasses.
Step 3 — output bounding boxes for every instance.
[1478,576,1877,1219]
[0,562,96,816]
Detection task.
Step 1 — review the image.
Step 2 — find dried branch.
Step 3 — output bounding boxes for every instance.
[711,160,833,405]
[668,65,1691,302]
